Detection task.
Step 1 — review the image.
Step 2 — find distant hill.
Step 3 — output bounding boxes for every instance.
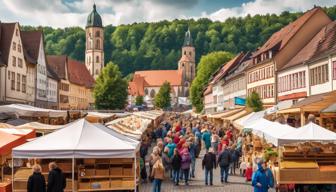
[22,6,336,76]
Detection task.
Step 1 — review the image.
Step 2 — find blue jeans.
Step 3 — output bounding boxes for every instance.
[204,168,213,185]
[220,166,229,182]
[152,179,162,192]
[190,158,196,177]
[172,169,180,184]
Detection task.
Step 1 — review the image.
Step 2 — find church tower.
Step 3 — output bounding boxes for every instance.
[85,4,104,80]
[178,28,195,96]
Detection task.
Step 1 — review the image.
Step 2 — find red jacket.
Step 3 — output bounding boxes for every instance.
[245,167,252,181]
[226,130,232,140]
[175,125,181,132]
[173,135,180,144]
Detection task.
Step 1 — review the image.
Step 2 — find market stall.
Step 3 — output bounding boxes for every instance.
[207,108,244,126]
[12,119,139,192]
[233,110,265,130]
[16,122,65,136]
[222,109,250,128]
[85,112,116,124]
[0,128,35,140]
[0,104,67,125]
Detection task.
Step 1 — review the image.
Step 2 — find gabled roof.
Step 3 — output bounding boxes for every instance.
[134,70,183,87]
[21,30,42,65]
[209,52,245,85]
[253,7,322,58]
[67,58,95,88]
[46,64,59,81]
[225,52,252,81]
[46,55,67,79]
[128,74,147,96]
[0,22,16,66]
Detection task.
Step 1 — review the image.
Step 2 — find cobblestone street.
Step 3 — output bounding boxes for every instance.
[140,149,265,192]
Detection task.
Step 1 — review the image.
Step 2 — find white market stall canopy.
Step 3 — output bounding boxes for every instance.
[13,119,137,159]
[279,122,336,145]
[0,104,67,118]
[17,122,65,131]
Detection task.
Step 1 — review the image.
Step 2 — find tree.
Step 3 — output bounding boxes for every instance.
[190,51,233,113]
[154,81,171,109]
[246,91,263,112]
[93,62,128,110]
[135,95,144,106]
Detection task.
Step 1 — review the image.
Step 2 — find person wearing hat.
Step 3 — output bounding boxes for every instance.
[202,147,217,185]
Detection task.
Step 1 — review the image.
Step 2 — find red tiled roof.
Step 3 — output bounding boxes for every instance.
[128,74,146,96]
[0,22,16,66]
[21,30,42,64]
[282,21,336,70]
[209,52,245,84]
[253,7,322,58]
[46,55,67,79]
[134,70,183,86]
[67,58,95,88]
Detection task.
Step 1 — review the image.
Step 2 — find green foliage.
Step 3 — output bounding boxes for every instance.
[190,51,233,113]
[263,148,278,162]
[135,95,144,106]
[93,62,128,110]
[246,91,263,112]
[154,82,171,109]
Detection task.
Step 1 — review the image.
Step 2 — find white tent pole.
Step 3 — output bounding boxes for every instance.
[134,152,137,192]
[72,157,75,192]
[11,158,14,192]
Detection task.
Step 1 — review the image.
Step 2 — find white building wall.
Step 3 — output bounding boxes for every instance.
[47,77,58,103]
[278,65,309,97]
[309,58,332,96]
[36,37,48,102]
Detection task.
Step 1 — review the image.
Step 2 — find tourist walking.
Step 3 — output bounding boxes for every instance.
[217,145,231,183]
[151,158,165,192]
[202,148,217,185]
[27,164,46,192]
[162,147,172,178]
[188,137,197,178]
[171,149,181,185]
[211,131,219,154]
[230,145,239,175]
[166,138,176,158]
[252,160,268,192]
[180,146,192,185]
[202,128,211,153]
[47,162,66,192]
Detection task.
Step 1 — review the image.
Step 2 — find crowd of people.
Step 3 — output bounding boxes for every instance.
[139,113,275,192]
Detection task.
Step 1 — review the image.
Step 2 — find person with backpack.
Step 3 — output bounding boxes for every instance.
[171,149,182,185]
[202,147,217,185]
[217,145,231,183]
[180,145,192,185]
[151,158,165,192]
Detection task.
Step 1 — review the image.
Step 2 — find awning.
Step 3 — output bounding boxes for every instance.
[13,119,137,159]
[321,103,336,113]
[0,104,67,118]
[222,110,250,122]
[233,110,265,130]
[0,128,35,140]
[276,107,301,114]
[208,108,243,119]
[17,122,64,133]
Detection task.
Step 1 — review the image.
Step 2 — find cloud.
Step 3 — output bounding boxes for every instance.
[202,0,336,22]
[0,0,335,28]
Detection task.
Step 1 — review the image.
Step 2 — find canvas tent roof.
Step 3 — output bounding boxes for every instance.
[0,131,26,155]
[261,123,296,146]
[244,118,276,137]
[17,122,64,132]
[279,122,336,145]
[13,119,137,158]
[233,110,265,130]
[0,128,35,140]
[0,104,67,118]
[321,103,336,113]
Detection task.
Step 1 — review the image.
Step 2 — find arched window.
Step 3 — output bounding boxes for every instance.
[96,56,99,63]
[150,89,156,98]
[189,52,192,56]
[95,31,100,37]
[96,39,100,49]
[144,88,149,95]
[184,51,186,55]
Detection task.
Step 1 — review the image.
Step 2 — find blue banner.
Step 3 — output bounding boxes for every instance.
[234,97,246,106]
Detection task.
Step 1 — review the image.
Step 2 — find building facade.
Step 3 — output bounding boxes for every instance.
[85,4,104,80]
[247,7,331,107]
[46,65,59,109]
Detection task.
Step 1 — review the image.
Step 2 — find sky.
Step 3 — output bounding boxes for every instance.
[0,0,335,28]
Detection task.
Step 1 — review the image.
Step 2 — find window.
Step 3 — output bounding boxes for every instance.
[22,75,26,93]
[310,64,328,86]
[11,72,15,90]
[8,71,10,80]
[17,74,20,91]
[13,42,16,50]
[95,31,100,37]
[189,52,192,56]
[18,44,21,53]
[96,56,99,63]
[95,39,100,49]
[12,56,16,67]
[18,58,23,68]
[150,89,156,98]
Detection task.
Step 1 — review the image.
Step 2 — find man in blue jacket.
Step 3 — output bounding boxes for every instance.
[252,160,274,192]
[202,129,211,153]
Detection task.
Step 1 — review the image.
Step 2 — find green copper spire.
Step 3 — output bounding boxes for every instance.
[183,28,193,46]
[86,4,103,28]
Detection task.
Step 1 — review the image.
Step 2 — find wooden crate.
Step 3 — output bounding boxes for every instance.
[79,182,90,189]
[110,179,122,187]
[96,169,109,176]
[110,167,123,176]
[85,169,95,176]
[122,178,135,188]
[123,167,133,176]
[13,180,27,190]
[84,159,95,164]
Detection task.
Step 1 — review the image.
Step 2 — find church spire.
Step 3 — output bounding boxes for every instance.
[183,28,193,47]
